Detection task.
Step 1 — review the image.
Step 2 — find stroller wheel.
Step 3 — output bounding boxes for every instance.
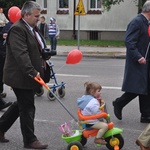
[57,87,65,98]
[47,90,56,101]
[35,87,44,96]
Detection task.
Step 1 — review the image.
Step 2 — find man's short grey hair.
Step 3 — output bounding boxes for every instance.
[21,1,41,17]
[142,1,150,13]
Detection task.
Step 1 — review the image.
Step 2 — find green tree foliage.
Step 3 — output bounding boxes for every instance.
[0,0,35,17]
[102,0,147,12]
[102,0,124,11]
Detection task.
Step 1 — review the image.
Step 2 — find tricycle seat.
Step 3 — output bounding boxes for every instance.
[77,109,114,138]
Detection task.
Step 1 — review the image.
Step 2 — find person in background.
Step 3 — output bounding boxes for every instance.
[0,96,12,111]
[112,0,150,123]
[136,123,150,150]
[38,16,48,42]
[48,17,60,53]
[77,82,108,145]
[0,21,13,110]
[0,7,9,32]
[0,1,48,149]
[0,21,13,98]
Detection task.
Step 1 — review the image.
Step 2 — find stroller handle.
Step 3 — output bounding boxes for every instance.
[34,77,79,123]
[34,77,50,90]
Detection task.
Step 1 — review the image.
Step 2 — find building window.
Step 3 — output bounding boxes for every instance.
[57,0,69,14]
[90,0,101,9]
[88,0,102,14]
[41,0,47,14]
[59,0,69,8]
[43,0,47,9]
[89,31,98,40]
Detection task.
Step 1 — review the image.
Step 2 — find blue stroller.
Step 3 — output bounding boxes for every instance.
[35,60,66,101]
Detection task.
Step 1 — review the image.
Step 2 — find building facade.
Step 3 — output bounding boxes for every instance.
[36,0,138,40]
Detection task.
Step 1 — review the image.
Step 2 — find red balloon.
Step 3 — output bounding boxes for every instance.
[16,10,21,21]
[66,49,82,64]
[8,6,21,23]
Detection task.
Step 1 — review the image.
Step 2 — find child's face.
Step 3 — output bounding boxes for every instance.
[0,8,3,13]
[52,20,55,24]
[40,18,45,23]
[94,89,101,99]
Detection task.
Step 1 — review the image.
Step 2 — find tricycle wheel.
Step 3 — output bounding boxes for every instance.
[57,87,65,98]
[35,87,44,96]
[67,141,83,150]
[105,134,124,150]
[80,135,87,146]
[47,90,56,101]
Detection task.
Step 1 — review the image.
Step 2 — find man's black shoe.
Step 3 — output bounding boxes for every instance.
[0,131,9,143]
[140,116,150,123]
[0,102,12,111]
[0,93,7,98]
[112,101,122,120]
[24,140,48,149]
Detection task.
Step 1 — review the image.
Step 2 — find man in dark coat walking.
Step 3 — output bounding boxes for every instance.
[0,21,13,98]
[0,22,12,110]
[113,1,150,123]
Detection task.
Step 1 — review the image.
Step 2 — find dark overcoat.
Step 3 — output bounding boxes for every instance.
[122,14,150,95]
[0,21,13,57]
[3,19,45,89]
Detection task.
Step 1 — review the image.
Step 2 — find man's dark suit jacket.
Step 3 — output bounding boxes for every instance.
[3,19,45,89]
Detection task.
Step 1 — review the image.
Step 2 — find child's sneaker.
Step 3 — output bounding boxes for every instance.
[94,138,107,145]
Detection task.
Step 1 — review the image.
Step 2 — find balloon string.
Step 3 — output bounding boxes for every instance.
[55,64,66,72]
[48,60,82,84]
[53,63,82,84]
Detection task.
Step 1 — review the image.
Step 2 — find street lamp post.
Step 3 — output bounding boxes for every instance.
[73,0,76,39]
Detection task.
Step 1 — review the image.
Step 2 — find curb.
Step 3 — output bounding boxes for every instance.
[57,52,126,59]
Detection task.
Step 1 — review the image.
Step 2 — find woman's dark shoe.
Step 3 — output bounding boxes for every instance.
[136,139,150,150]
[0,93,7,98]
[140,116,150,123]
[112,101,122,120]
[24,140,48,149]
[0,102,12,111]
[0,131,9,143]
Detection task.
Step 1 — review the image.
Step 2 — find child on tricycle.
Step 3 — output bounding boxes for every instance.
[59,81,124,150]
[77,81,108,145]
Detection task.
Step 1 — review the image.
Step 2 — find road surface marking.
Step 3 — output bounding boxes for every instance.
[56,74,90,77]
[48,74,121,90]
[102,86,121,90]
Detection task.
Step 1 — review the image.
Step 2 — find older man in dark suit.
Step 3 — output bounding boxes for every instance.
[113,1,150,123]
[0,1,49,149]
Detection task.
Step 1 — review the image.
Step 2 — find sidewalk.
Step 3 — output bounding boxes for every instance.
[54,45,126,59]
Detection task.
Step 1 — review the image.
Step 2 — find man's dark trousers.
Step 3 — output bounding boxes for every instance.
[0,88,37,144]
[0,55,5,93]
[116,92,150,117]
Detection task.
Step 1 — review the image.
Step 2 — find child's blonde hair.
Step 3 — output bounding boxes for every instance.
[84,82,102,96]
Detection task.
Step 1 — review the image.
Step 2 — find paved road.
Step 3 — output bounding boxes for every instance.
[0,54,148,150]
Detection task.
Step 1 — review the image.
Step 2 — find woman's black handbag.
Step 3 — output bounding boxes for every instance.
[43,62,51,83]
